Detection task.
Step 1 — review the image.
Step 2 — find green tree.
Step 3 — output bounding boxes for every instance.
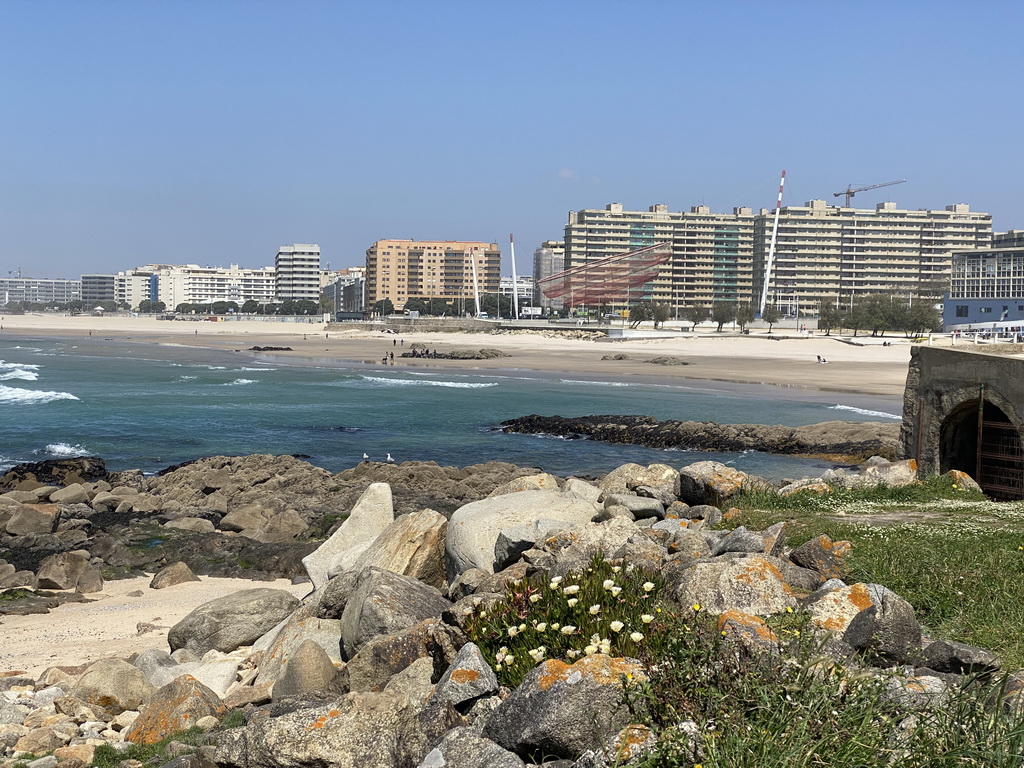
[905,301,941,336]
[859,294,894,337]
[629,302,654,328]
[652,303,671,329]
[402,297,428,315]
[711,302,735,332]
[760,304,781,333]
[479,293,512,318]
[735,302,756,330]
[818,301,842,336]
[373,298,395,317]
[428,298,452,316]
[241,300,260,314]
[683,304,708,330]
[138,300,167,313]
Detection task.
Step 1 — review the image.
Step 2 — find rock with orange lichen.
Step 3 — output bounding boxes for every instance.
[652,522,712,561]
[482,654,646,760]
[430,642,499,713]
[675,554,798,616]
[572,724,659,768]
[68,658,156,716]
[808,582,921,666]
[789,534,852,580]
[718,609,781,657]
[271,640,346,702]
[945,469,982,493]
[678,461,750,506]
[345,618,461,693]
[124,676,225,745]
[807,583,874,634]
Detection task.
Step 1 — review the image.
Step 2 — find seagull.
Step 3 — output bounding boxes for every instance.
[362,453,369,460]
[386,453,395,463]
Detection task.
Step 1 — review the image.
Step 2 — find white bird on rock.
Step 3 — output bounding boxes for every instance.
[362,453,369,460]
[386,453,395,463]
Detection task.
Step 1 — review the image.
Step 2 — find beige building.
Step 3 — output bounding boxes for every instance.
[365,239,500,312]
[561,200,991,315]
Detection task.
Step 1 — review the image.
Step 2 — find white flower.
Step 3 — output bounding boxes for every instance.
[641,614,654,624]
[529,594,541,603]
[507,627,519,638]
[560,625,577,635]
[551,623,560,631]
[610,586,623,597]
[643,582,655,592]
[528,647,546,662]
[566,649,579,658]
[504,654,515,666]
[567,598,579,607]
[519,623,527,631]
[589,604,601,615]
[611,565,622,573]
[584,644,598,656]
[550,576,563,586]
[599,640,612,654]
[602,579,615,591]
[563,585,580,595]
[535,622,547,632]
[609,620,625,632]
[590,633,601,645]
[630,632,644,643]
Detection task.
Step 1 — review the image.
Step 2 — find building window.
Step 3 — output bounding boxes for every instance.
[956,306,969,318]
[980,307,992,314]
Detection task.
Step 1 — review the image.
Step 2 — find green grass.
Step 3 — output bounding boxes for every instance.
[91,728,208,768]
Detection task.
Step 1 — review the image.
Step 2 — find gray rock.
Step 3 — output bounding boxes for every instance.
[338,508,448,589]
[50,484,91,505]
[483,654,645,760]
[5,505,53,535]
[35,550,102,591]
[562,478,602,504]
[922,638,1000,676]
[843,584,921,666]
[418,727,527,768]
[69,657,157,715]
[150,561,201,590]
[164,517,216,534]
[543,517,645,578]
[493,519,570,572]
[676,555,798,616]
[272,640,345,702]
[0,701,28,725]
[133,648,183,688]
[431,642,499,712]
[603,493,664,520]
[685,504,723,527]
[598,463,679,498]
[678,461,749,506]
[340,567,452,659]
[302,482,394,590]
[862,459,918,488]
[255,614,343,687]
[487,473,561,497]
[124,676,225,745]
[446,491,600,578]
[713,526,765,556]
[168,588,302,656]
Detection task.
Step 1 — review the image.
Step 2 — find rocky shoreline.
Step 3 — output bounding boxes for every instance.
[500,415,901,460]
[0,452,1002,768]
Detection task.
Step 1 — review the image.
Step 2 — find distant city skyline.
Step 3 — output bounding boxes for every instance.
[2,1,1022,279]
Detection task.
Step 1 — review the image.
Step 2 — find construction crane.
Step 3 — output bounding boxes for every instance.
[833,179,906,207]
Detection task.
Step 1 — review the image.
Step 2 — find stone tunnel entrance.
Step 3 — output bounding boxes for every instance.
[940,399,1024,500]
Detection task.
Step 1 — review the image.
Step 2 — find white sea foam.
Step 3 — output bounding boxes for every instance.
[238,367,276,372]
[361,376,497,389]
[828,404,901,420]
[0,367,39,381]
[558,379,629,387]
[0,385,79,404]
[223,378,258,386]
[177,375,198,381]
[43,442,91,457]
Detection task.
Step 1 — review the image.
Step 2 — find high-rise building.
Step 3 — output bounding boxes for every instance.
[364,240,500,312]
[81,274,116,305]
[557,200,991,315]
[275,244,321,303]
[323,267,366,315]
[944,242,1024,329]
[533,241,565,310]
[0,277,80,306]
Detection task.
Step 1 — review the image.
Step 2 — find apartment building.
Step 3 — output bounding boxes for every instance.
[364,240,500,312]
[275,244,321,303]
[560,200,991,314]
[944,243,1024,328]
[533,241,565,310]
[81,274,116,305]
[115,264,276,309]
[0,277,80,306]
[323,267,366,314]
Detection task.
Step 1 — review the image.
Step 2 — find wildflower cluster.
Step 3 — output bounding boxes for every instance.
[464,556,668,687]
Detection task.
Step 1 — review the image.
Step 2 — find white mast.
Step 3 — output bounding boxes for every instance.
[469,250,482,318]
[509,234,519,320]
[758,170,786,316]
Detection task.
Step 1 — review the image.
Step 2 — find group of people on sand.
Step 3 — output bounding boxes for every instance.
[408,348,439,359]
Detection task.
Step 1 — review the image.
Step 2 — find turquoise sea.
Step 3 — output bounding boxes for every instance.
[0,335,903,480]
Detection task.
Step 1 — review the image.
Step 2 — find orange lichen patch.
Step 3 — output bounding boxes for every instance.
[305,709,343,731]
[536,656,646,692]
[723,507,742,521]
[734,557,793,595]
[611,724,653,761]
[847,583,872,611]
[718,609,779,644]
[908,459,918,472]
[810,583,873,632]
[449,668,481,684]
[125,677,225,745]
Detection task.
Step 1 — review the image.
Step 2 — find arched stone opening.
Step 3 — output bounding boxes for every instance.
[940,399,1024,500]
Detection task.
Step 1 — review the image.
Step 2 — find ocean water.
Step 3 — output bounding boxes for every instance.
[0,336,903,481]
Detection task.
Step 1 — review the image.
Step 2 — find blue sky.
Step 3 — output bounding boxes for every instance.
[3,0,1022,278]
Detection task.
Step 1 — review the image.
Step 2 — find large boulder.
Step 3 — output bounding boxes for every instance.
[168,588,302,656]
[150,561,201,590]
[0,457,110,492]
[254,615,343,687]
[430,642,499,713]
[345,618,462,693]
[69,658,156,715]
[5,505,54,535]
[678,461,749,506]
[340,567,452,659]
[675,555,798,616]
[598,463,679,498]
[302,483,394,590]
[418,727,526,768]
[446,490,600,578]
[334,508,448,589]
[35,551,103,592]
[271,640,345,702]
[482,655,646,760]
[124,676,225,744]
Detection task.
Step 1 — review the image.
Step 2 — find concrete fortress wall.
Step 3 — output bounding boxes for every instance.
[902,346,1024,499]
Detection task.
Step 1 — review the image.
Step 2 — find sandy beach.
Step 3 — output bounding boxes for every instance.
[0,576,310,678]
[0,313,932,398]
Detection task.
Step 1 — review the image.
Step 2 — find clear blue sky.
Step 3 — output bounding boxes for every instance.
[3,0,1022,278]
